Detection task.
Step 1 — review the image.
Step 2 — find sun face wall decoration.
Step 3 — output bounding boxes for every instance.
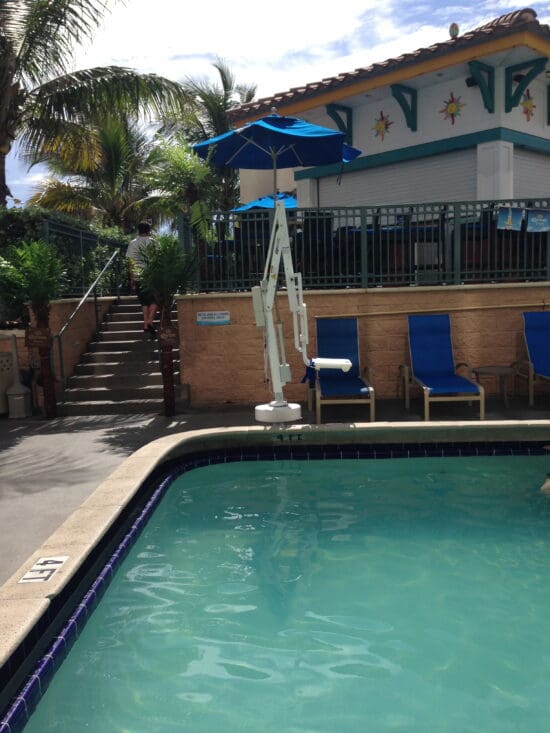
[521,89,535,121]
[372,111,393,141]
[439,92,465,125]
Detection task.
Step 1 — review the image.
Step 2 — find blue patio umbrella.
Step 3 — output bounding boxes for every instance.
[193,113,361,195]
[232,192,298,212]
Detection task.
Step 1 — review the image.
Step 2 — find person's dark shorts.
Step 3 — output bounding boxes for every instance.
[135,281,156,307]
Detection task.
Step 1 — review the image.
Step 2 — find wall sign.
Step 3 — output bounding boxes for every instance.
[19,556,69,583]
[196,311,230,326]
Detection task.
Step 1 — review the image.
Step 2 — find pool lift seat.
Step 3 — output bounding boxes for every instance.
[251,201,351,423]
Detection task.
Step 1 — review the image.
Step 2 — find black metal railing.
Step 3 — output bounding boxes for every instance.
[191,198,550,291]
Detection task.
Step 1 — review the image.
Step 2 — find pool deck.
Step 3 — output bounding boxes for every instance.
[1,396,549,695]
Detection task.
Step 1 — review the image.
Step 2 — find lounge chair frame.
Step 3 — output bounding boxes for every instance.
[517,311,550,406]
[313,317,375,424]
[401,314,485,421]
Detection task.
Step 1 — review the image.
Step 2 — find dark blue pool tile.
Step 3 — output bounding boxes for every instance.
[19,673,42,715]
[60,618,79,648]
[3,696,28,733]
[34,652,55,683]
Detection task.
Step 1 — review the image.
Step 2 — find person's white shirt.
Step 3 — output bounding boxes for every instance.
[125,235,151,272]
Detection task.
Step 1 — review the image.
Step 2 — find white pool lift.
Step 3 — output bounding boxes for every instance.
[252,201,351,423]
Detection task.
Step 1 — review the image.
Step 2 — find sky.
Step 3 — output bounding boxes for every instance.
[6,0,550,204]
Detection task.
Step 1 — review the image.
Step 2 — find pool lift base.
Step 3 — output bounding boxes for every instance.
[255,400,302,423]
[252,201,350,424]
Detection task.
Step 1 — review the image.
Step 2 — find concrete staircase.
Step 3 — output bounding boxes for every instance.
[58,298,187,416]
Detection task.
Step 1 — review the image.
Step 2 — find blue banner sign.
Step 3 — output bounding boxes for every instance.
[497,207,523,231]
[526,209,550,233]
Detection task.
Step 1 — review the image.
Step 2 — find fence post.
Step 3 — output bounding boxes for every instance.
[360,207,369,288]
[94,286,100,335]
[453,203,462,284]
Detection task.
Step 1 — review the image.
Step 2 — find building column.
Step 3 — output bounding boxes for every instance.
[476,140,514,200]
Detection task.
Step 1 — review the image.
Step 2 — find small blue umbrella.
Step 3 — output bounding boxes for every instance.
[193,113,361,195]
[232,192,297,212]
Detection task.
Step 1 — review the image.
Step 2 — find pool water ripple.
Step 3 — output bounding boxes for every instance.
[19,454,550,733]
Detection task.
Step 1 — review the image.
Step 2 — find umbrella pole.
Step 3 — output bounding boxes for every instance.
[272,151,277,198]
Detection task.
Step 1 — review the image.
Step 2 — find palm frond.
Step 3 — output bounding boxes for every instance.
[16,0,117,86]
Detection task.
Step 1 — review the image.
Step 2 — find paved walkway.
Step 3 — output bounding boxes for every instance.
[0,409,253,586]
[1,397,548,586]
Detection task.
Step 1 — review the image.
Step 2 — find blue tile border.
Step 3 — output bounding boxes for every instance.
[2,440,549,731]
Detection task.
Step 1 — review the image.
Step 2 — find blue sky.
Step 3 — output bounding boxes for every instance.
[6,0,550,205]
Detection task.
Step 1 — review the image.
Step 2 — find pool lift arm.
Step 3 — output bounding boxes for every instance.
[252,200,351,423]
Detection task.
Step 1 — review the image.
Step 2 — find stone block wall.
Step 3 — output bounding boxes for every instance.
[1,297,115,410]
[177,283,550,407]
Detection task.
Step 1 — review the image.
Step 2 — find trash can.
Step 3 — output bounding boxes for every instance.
[0,352,14,415]
[7,382,32,418]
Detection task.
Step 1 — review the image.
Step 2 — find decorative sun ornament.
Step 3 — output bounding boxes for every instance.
[372,111,393,141]
[439,92,465,125]
[521,89,536,121]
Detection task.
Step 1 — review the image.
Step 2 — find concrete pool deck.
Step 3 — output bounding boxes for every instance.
[1,397,549,708]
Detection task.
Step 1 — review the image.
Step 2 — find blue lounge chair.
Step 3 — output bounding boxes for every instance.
[522,311,550,406]
[313,317,375,424]
[401,314,484,420]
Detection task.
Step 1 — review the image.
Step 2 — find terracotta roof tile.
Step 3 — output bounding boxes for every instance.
[229,7,548,123]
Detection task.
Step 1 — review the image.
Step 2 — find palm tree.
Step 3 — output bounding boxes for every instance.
[0,240,64,417]
[182,58,257,212]
[27,115,156,232]
[138,234,196,417]
[0,0,187,208]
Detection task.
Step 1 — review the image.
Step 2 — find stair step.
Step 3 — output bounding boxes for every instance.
[63,385,168,401]
[81,350,178,363]
[74,361,179,375]
[58,397,189,416]
[60,299,184,415]
[67,373,177,388]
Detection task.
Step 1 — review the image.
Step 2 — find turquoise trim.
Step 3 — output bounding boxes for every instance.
[390,84,418,132]
[326,104,353,145]
[468,61,495,114]
[295,127,550,180]
[504,58,547,112]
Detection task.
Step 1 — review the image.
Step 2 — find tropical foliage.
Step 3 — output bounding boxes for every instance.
[0,240,65,416]
[138,233,196,416]
[143,133,216,237]
[0,0,188,207]
[180,58,257,212]
[27,114,156,232]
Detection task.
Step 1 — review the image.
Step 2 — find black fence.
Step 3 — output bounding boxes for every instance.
[193,199,550,292]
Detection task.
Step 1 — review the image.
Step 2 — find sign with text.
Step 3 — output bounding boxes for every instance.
[196,310,230,326]
[527,209,550,233]
[19,556,69,583]
[25,327,51,348]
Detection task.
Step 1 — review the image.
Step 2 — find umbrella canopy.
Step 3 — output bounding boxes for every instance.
[232,192,297,212]
[193,113,361,194]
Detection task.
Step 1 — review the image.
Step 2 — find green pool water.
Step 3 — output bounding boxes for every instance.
[24,455,550,732]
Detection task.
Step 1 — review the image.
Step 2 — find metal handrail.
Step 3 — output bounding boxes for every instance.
[53,249,121,398]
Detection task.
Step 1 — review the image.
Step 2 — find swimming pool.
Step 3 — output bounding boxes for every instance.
[1,423,550,731]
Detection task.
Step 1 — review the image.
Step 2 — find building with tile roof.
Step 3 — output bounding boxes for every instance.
[229,8,550,207]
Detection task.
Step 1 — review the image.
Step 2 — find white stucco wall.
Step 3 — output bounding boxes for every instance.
[513,149,550,199]
[312,149,477,207]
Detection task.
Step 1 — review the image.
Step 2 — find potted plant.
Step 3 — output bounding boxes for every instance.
[138,234,196,417]
[0,241,64,418]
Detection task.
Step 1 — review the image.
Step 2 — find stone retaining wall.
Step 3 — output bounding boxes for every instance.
[177,282,550,407]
